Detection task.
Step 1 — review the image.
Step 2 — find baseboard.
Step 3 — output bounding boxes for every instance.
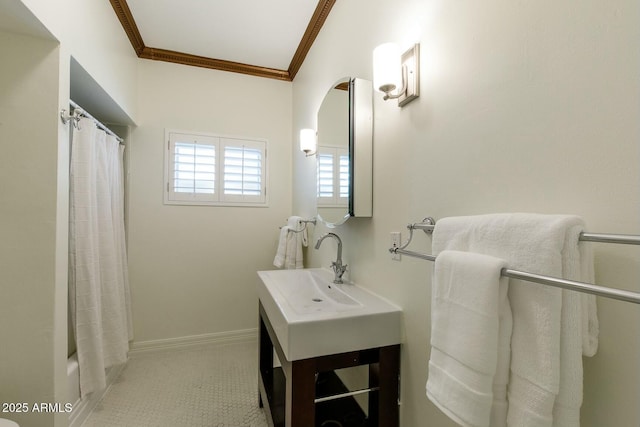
[128,328,258,356]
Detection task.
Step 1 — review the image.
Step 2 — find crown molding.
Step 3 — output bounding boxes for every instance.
[138,47,291,81]
[108,0,335,82]
[108,0,144,55]
[288,0,336,80]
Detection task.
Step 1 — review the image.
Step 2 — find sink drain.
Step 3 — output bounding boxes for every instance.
[312,298,323,303]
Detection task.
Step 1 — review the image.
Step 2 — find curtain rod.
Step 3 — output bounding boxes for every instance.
[60,100,124,143]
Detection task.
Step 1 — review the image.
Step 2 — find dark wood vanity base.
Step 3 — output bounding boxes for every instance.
[258,302,400,427]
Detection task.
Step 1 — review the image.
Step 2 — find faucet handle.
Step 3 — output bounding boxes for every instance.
[330,261,347,284]
[332,261,348,275]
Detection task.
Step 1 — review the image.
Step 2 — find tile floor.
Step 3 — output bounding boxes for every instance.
[81,341,268,427]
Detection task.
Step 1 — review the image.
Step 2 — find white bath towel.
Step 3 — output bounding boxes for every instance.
[273,216,308,269]
[431,213,598,427]
[427,250,511,427]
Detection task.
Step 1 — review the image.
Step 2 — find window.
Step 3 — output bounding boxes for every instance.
[317,146,349,207]
[165,130,267,206]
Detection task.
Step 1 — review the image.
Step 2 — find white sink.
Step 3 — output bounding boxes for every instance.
[257,268,402,361]
[266,268,361,314]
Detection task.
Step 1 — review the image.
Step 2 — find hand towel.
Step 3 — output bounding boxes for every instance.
[273,225,290,268]
[427,250,511,427]
[431,213,598,427]
[273,216,308,269]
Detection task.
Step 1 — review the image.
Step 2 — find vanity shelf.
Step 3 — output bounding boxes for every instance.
[258,302,400,427]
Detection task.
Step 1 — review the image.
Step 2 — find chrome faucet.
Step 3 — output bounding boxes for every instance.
[314,232,348,284]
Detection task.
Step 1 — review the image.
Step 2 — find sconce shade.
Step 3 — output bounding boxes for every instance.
[300,128,317,156]
[373,43,402,94]
[373,42,420,107]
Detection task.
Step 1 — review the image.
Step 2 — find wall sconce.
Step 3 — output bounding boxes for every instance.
[373,42,420,107]
[299,128,317,157]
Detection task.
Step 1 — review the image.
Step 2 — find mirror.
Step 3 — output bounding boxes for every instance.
[316,77,373,226]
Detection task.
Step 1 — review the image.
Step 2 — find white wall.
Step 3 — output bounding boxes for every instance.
[19,0,139,119]
[0,30,62,427]
[128,60,293,344]
[293,0,640,426]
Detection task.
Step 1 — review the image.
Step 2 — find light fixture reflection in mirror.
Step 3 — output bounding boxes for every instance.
[373,42,420,107]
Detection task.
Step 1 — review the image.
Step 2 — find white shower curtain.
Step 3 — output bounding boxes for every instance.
[69,117,133,398]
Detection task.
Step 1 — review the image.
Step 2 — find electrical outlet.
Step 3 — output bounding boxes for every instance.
[390,232,401,261]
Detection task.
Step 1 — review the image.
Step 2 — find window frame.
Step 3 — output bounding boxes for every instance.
[164,129,268,207]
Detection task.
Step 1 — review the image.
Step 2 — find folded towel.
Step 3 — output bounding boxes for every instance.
[273,216,308,269]
[427,250,511,427]
[431,213,598,427]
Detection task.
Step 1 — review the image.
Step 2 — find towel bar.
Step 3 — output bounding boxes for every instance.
[314,386,380,404]
[390,217,640,305]
[279,217,316,233]
[407,218,640,245]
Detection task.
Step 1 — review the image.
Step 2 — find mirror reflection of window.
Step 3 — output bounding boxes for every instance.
[317,146,349,207]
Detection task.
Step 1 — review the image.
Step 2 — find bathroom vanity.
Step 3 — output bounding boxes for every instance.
[257,269,402,427]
